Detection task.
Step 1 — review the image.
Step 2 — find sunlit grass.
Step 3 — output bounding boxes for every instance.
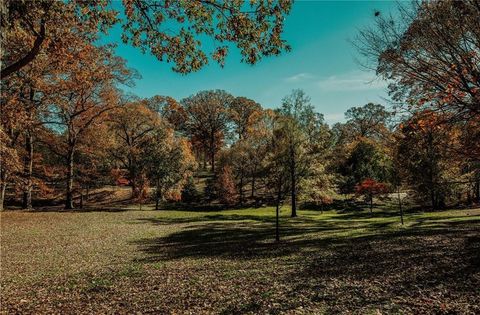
[1,206,479,313]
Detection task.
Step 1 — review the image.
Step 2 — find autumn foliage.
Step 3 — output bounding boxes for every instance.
[355,179,390,212]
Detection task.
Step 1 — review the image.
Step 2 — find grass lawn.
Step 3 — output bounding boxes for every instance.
[1,205,479,314]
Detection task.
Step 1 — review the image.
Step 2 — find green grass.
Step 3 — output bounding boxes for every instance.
[1,205,479,314]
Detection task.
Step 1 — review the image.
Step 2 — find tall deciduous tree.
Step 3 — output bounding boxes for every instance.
[276,89,329,217]
[344,103,392,140]
[229,97,262,140]
[396,111,461,209]
[355,1,480,126]
[1,0,293,78]
[140,124,196,210]
[0,0,117,78]
[45,43,131,209]
[108,100,160,196]
[181,90,233,173]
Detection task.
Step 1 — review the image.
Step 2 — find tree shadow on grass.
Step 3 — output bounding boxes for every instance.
[134,217,358,261]
[134,207,480,262]
[134,216,480,312]
[292,223,480,313]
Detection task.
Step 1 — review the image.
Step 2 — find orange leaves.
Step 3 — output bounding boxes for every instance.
[217,165,236,205]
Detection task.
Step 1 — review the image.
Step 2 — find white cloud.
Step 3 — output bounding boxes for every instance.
[317,71,387,91]
[284,72,315,82]
[323,113,345,124]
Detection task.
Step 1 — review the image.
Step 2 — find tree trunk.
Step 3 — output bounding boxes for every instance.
[210,132,215,174]
[290,164,297,218]
[275,202,280,242]
[79,189,84,209]
[22,132,34,210]
[155,179,161,210]
[369,194,373,213]
[128,156,137,198]
[430,188,436,210]
[397,188,404,225]
[476,179,480,204]
[211,151,215,174]
[0,181,6,212]
[251,173,256,198]
[65,148,75,209]
[239,174,244,206]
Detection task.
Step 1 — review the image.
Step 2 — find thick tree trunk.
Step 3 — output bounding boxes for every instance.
[22,132,34,210]
[65,148,75,209]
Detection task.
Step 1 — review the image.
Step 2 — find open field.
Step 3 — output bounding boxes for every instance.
[1,206,480,314]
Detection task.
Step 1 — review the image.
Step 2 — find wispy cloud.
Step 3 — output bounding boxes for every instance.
[317,71,387,91]
[284,72,315,82]
[323,113,345,124]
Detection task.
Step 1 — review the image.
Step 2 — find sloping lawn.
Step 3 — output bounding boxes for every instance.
[1,206,479,314]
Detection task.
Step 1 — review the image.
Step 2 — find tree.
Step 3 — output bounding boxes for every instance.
[120,0,293,73]
[229,97,262,140]
[0,0,116,78]
[43,43,131,209]
[181,176,198,204]
[1,0,293,78]
[216,165,236,206]
[219,143,249,206]
[264,124,291,242]
[181,90,233,173]
[396,111,461,209]
[302,161,335,214]
[344,103,392,140]
[243,109,274,200]
[276,89,330,217]
[147,95,188,133]
[355,1,480,124]
[0,128,22,211]
[338,140,392,195]
[141,124,196,210]
[108,100,160,197]
[355,178,389,213]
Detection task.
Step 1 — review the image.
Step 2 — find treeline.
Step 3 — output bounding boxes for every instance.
[1,0,479,212]
[0,0,293,211]
[2,86,479,213]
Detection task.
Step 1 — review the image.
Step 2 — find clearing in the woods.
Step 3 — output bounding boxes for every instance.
[1,206,479,314]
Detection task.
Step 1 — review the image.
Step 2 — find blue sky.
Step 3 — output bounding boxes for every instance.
[105,1,396,124]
